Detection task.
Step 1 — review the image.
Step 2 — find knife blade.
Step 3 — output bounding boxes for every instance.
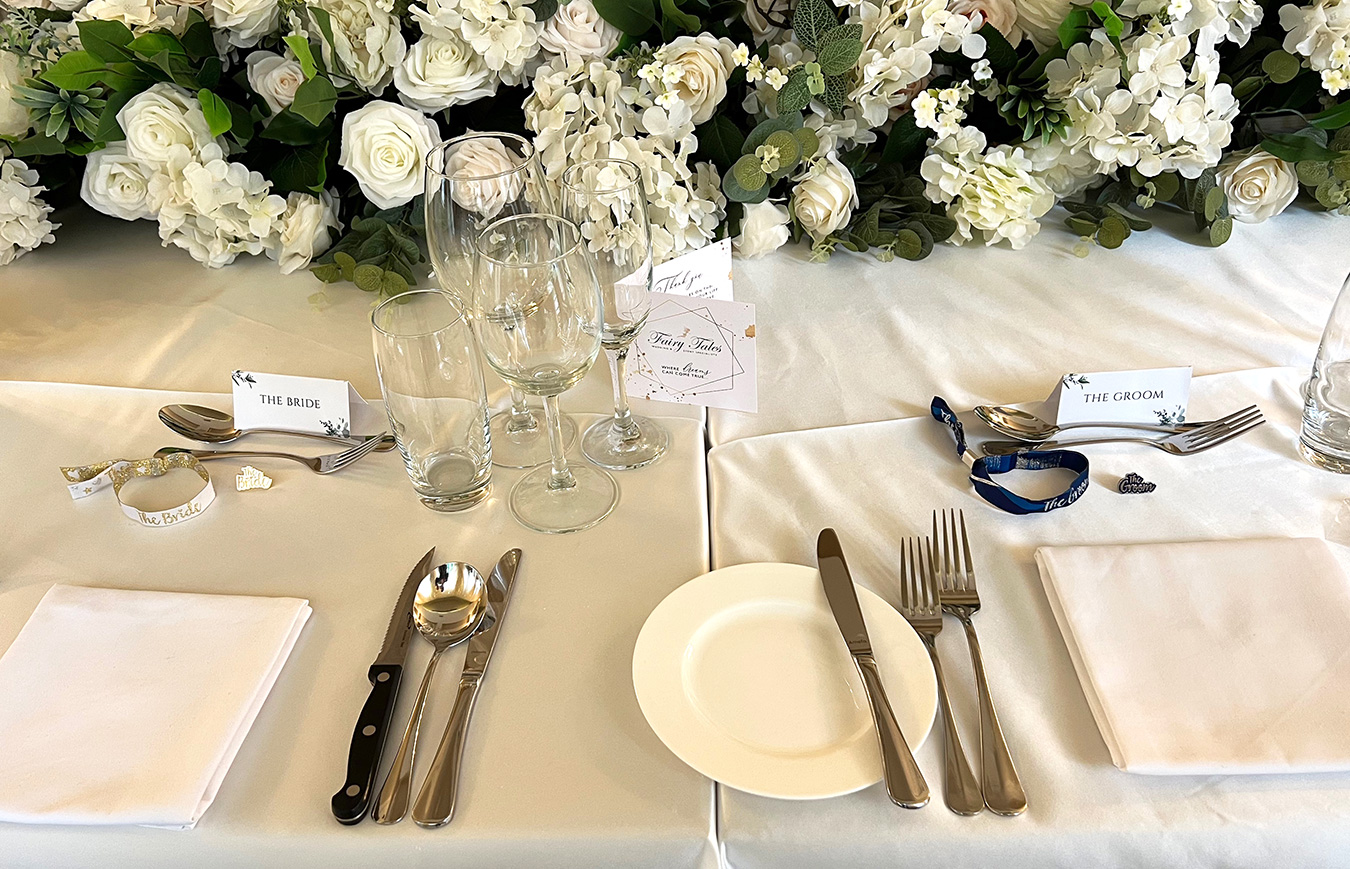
[817,529,930,809]
[412,548,521,827]
[331,546,436,825]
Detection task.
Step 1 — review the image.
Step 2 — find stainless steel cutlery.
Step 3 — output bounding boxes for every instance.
[981,405,1264,456]
[154,435,385,474]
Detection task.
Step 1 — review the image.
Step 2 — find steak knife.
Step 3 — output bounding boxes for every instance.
[331,547,437,825]
[817,529,930,809]
[412,548,521,827]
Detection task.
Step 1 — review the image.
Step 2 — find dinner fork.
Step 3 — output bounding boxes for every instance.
[153,435,386,474]
[899,537,983,816]
[980,405,1264,456]
[935,509,1027,816]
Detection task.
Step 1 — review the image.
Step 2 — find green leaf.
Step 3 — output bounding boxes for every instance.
[311,262,342,283]
[1203,186,1223,222]
[819,23,862,45]
[732,153,767,190]
[893,228,924,260]
[1058,7,1092,49]
[289,75,337,125]
[40,51,105,91]
[721,168,770,204]
[353,264,384,293]
[743,112,802,153]
[792,0,838,52]
[591,0,657,36]
[880,112,928,164]
[127,32,185,59]
[1297,160,1332,186]
[1065,216,1099,236]
[1209,216,1233,246]
[659,0,700,35]
[181,10,215,59]
[776,68,812,114]
[1090,1,1124,51]
[1233,76,1264,102]
[260,110,332,145]
[1310,100,1350,131]
[253,139,329,193]
[908,212,955,243]
[695,115,745,170]
[1150,172,1179,202]
[816,37,862,76]
[334,251,357,281]
[977,23,1017,75]
[76,20,134,63]
[795,127,819,161]
[1261,128,1343,163]
[284,35,318,80]
[92,88,133,142]
[1096,215,1129,249]
[197,88,232,138]
[1262,50,1301,85]
[1106,202,1152,231]
[529,0,559,18]
[8,134,65,157]
[226,98,254,145]
[308,6,338,55]
[381,270,410,296]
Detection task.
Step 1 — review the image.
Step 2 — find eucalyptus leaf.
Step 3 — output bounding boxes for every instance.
[353,264,384,293]
[1262,50,1301,85]
[722,168,771,203]
[893,228,924,260]
[1209,216,1233,245]
[732,153,767,190]
[1096,215,1129,248]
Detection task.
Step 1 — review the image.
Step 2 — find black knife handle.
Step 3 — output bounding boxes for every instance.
[331,663,402,825]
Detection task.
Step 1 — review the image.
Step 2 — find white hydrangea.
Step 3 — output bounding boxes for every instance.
[0,52,34,140]
[74,0,190,33]
[0,156,59,266]
[412,0,542,87]
[1118,0,1263,45]
[309,0,407,93]
[1280,0,1350,95]
[920,126,1055,248]
[148,143,287,267]
[1015,0,1078,51]
[1039,29,1238,181]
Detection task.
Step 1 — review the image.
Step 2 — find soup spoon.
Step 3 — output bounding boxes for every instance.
[975,404,1203,442]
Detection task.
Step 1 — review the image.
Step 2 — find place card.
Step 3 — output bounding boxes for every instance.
[1046,366,1192,425]
[651,238,734,301]
[232,370,378,437]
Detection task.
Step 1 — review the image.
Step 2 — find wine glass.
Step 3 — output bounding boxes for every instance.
[425,131,577,469]
[559,158,669,470]
[473,213,618,533]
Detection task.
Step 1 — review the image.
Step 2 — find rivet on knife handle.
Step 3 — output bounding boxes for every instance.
[330,663,402,824]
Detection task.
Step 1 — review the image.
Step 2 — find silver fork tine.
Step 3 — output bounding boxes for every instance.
[328,436,381,470]
[899,540,910,610]
[958,510,974,593]
[932,513,946,592]
[1180,408,1261,443]
[1185,419,1265,453]
[946,510,959,592]
[1185,414,1263,449]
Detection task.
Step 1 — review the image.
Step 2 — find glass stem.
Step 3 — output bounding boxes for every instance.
[607,347,641,443]
[543,394,576,491]
[505,387,537,434]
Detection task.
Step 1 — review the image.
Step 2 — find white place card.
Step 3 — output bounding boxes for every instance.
[628,294,758,413]
[650,238,734,301]
[232,370,377,437]
[1046,366,1192,425]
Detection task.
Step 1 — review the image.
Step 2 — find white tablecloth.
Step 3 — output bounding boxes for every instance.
[0,382,715,868]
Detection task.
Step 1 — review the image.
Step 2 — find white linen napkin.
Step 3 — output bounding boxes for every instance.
[1035,537,1350,775]
[0,585,310,828]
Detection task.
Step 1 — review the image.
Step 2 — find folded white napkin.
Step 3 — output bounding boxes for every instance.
[0,585,310,827]
[1036,538,1350,775]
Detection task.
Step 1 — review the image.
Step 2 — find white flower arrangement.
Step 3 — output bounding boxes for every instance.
[0,153,58,265]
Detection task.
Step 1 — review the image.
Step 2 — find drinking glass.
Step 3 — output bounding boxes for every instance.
[372,290,492,511]
[425,131,577,469]
[560,158,669,470]
[473,213,617,533]
[1301,269,1350,472]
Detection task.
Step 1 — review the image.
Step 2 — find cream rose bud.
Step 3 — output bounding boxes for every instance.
[273,191,341,274]
[117,82,218,168]
[659,34,738,124]
[210,0,278,47]
[339,101,441,209]
[538,0,621,62]
[441,137,525,219]
[246,52,305,114]
[792,152,859,241]
[1217,148,1299,224]
[395,33,498,114]
[950,0,1023,44]
[735,200,791,258]
[80,142,155,221]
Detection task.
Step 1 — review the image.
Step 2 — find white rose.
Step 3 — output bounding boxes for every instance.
[339,100,441,209]
[1217,147,1299,224]
[744,0,791,42]
[247,51,305,114]
[538,0,621,62]
[80,142,155,221]
[951,0,1024,43]
[117,82,219,168]
[658,34,737,124]
[394,32,498,113]
[438,136,525,219]
[272,191,341,274]
[49,0,89,10]
[792,152,858,241]
[310,0,407,93]
[0,53,33,139]
[75,0,182,31]
[1015,0,1076,50]
[734,200,791,258]
[210,0,278,47]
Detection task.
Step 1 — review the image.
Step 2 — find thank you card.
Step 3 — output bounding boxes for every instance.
[232,370,377,436]
[1047,366,1192,425]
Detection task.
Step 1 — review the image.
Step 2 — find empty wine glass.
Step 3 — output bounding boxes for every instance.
[473,213,618,533]
[1302,269,1350,472]
[560,158,669,470]
[425,131,577,469]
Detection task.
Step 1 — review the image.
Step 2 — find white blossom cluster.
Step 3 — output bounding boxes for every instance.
[920,126,1055,248]
[409,0,541,92]
[1117,0,1263,45]
[913,82,975,138]
[1280,0,1350,95]
[80,83,337,271]
[524,46,731,262]
[0,153,59,266]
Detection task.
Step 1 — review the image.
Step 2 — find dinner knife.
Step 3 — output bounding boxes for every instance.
[817,529,930,809]
[331,546,437,825]
[412,548,522,828]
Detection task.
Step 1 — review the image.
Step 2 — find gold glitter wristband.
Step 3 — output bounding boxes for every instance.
[61,453,215,527]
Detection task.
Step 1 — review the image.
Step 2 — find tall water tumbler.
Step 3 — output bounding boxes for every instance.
[372,290,492,511]
[1302,270,1350,472]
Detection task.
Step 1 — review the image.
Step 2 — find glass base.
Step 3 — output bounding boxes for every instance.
[581,415,669,470]
[490,408,577,469]
[509,464,617,533]
[1300,437,1350,473]
[417,481,491,512]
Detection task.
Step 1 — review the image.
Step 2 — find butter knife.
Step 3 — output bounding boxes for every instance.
[412,548,522,828]
[331,547,437,825]
[818,529,930,809]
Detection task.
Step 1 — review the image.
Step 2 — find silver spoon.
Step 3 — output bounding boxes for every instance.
[371,563,488,825]
[975,404,1204,442]
[159,403,394,450]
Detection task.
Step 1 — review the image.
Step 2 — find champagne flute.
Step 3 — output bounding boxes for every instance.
[559,158,669,470]
[473,213,618,533]
[425,131,577,469]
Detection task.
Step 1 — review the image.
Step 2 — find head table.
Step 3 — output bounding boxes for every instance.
[3,206,1350,868]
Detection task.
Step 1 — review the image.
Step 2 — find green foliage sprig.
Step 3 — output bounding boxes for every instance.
[310,200,426,297]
